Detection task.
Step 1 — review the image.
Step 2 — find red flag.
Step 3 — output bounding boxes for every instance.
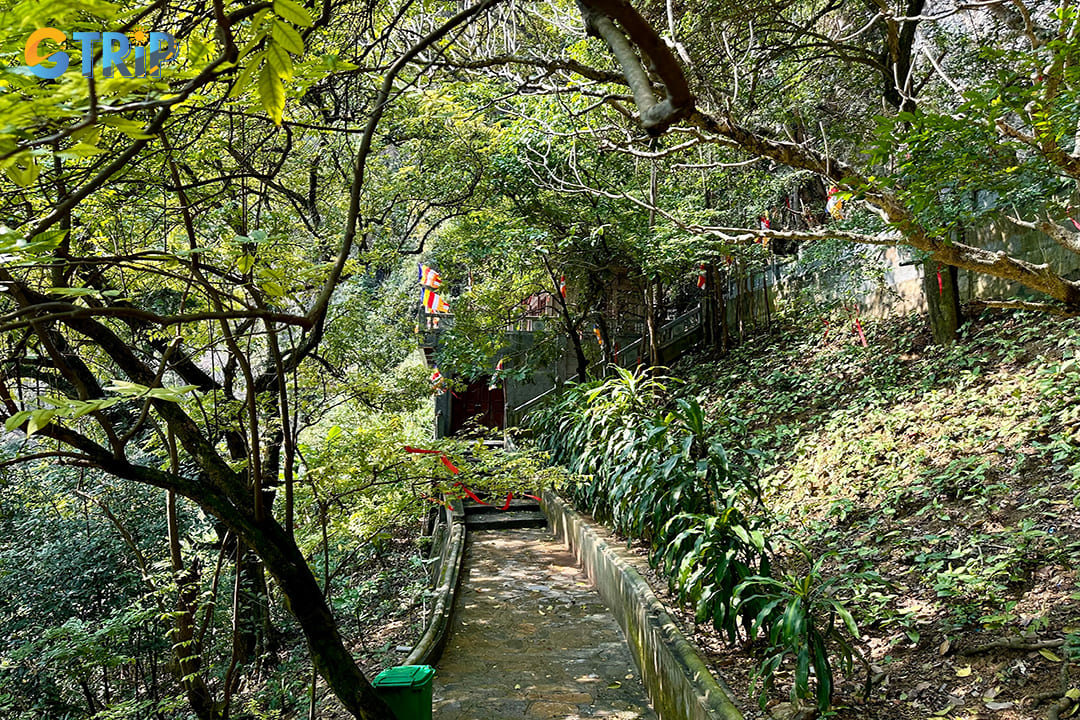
[853,312,867,347]
[696,263,707,289]
[855,318,867,347]
[559,275,566,298]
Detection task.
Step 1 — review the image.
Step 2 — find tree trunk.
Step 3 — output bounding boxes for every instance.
[167,489,221,720]
[718,268,729,351]
[644,280,661,366]
[924,261,963,344]
[253,518,396,720]
[595,314,612,370]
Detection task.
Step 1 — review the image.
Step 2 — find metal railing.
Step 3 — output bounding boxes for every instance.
[511,305,705,419]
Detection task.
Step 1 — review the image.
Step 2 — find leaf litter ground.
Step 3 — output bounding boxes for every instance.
[624,311,1080,720]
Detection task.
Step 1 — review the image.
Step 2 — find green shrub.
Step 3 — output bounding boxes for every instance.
[737,546,872,713]
[530,366,867,712]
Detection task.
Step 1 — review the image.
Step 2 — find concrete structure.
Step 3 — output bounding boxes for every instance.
[541,490,744,720]
[433,527,659,719]
[405,498,467,667]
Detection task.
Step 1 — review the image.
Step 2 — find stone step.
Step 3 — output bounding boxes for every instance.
[463,498,541,515]
[464,510,548,531]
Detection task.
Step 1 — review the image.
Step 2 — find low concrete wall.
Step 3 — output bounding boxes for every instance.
[405,499,466,667]
[541,490,744,720]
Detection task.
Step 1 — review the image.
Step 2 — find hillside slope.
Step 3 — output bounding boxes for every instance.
[665,311,1080,719]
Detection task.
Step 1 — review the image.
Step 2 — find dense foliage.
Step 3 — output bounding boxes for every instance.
[5,0,1080,717]
[530,309,1080,714]
[529,367,865,711]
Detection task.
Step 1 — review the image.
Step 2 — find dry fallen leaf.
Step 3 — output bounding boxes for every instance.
[1039,648,1063,662]
[985,701,1014,711]
[607,681,621,689]
[939,638,951,655]
[955,665,973,677]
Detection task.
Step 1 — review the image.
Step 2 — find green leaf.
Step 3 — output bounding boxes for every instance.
[794,645,810,699]
[4,154,40,188]
[4,410,32,432]
[26,409,56,436]
[266,42,294,80]
[274,0,313,27]
[57,142,107,160]
[811,634,833,712]
[258,64,286,125]
[237,253,256,274]
[261,280,285,297]
[272,20,304,54]
[101,117,155,139]
[832,600,860,638]
[229,57,262,99]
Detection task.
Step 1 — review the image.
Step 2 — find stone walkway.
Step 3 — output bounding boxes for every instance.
[433,528,658,720]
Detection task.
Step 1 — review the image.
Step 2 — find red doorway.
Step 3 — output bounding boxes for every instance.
[449,380,504,436]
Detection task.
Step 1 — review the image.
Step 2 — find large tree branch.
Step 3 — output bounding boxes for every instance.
[576,0,692,134]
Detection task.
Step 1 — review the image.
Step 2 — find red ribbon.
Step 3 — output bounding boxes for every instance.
[854,316,868,347]
[454,483,486,504]
[454,483,511,509]
[822,317,830,342]
[453,484,542,510]
[937,269,943,296]
[405,446,460,475]
[1070,216,1080,231]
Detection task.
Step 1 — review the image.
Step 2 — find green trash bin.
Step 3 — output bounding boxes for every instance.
[372,665,435,720]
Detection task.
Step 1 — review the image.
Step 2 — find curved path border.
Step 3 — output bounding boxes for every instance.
[541,489,745,720]
[404,498,466,667]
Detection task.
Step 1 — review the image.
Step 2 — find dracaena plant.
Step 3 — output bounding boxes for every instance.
[736,544,875,713]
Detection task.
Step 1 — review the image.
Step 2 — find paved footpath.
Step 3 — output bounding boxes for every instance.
[433,527,658,720]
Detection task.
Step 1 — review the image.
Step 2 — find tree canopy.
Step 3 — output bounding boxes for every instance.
[3,0,1080,717]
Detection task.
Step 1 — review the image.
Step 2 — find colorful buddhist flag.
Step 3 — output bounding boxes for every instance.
[756,213,771,245]
[423,288,450,313]
[696,263,707,289]
[418,263,442,288]
[559,275,566,298]
[489,357,505,390]
[593,325,603,347]
[826,187,845,220]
